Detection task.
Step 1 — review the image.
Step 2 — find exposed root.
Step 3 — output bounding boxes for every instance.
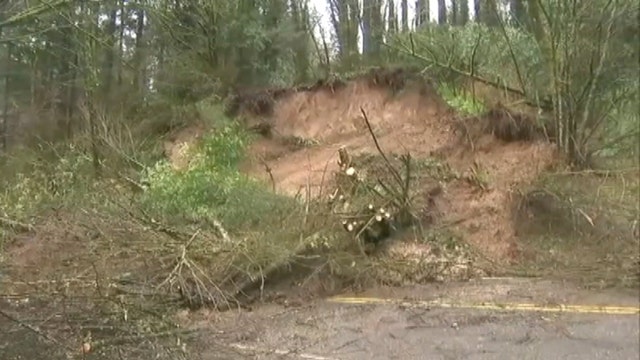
[455,104,547,144]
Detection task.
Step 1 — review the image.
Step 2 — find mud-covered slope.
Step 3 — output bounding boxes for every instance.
[231,70,559,262]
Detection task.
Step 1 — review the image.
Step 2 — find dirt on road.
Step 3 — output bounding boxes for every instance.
[181,277,639,360]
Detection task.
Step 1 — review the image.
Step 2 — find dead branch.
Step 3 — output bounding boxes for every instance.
[259,157,276,192]
[90,328,200,349]
[359,107,405,187]
[0,308,70,350]
[0,216,34,232]
[228,240,310,301]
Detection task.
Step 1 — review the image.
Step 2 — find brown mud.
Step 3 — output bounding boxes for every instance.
[231,68,559,262]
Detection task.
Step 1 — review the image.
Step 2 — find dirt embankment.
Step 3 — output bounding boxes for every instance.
[229,68,559,263]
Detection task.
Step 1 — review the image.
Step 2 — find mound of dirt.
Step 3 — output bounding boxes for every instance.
[232,69,559,263]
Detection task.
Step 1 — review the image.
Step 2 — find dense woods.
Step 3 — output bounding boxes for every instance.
[0,2,638,358]
[0,0,637,164]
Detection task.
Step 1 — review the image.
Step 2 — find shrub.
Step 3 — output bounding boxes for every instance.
[437,82,486,116]
[0,145,95,222]
[139,123,298,232]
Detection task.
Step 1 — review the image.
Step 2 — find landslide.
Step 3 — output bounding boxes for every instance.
[229,68,558,262]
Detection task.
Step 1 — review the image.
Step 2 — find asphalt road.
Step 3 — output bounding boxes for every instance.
[2,278,638,360]
[192,278,640,360]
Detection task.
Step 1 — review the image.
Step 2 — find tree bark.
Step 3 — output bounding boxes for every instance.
[388,0,397,35]
[132,8,146,95]
[451,0,459,25]
[371,0,383,56]
[509,0,527,27]
[1,27,9,151]
[102,7,118,99]
[415,0,428,27]
[401,0,408,31]
[117,0,125,86]
[478,0,500,26]
[438,0,447,25]
[362,0,372,55]
[459,0,469,25]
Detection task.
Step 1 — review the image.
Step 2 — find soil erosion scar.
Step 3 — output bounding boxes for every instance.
[328,296,640,315]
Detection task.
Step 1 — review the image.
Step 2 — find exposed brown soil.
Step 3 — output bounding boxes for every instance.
[233,69,558,263]
[0,69,630,360]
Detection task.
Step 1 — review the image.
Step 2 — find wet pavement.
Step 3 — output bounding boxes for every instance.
[192,278,640,360]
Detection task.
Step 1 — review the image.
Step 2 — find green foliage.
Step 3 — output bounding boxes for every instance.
[437,83,486,115]
[0,145,94,222]
[595,99,640,158]
[387,9,639,164]
[195,123,249,169]
[194,99,228,126]
[151,0,312,97]
[387,23,542,89]
[139,124,296,232]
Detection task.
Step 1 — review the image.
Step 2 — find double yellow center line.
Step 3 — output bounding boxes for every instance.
[328,296,640,315]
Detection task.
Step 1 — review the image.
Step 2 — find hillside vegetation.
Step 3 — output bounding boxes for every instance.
[0,0,638,359]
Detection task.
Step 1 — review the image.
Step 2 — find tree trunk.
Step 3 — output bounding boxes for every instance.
[263,0,286,78]
[117,0,125,86]
[478,0,500,26]
[401,0,408,31]
[509,0,527,27]
[474,0,480,22]
[1,28,9,151]
[102,7,118,99]
[66,52,78,139]
[459,0,469,25]
[370,0,383,56]
[291,0,311,82]
[451,0,458,25]
[415,0,428,27]
[438,0,447,25]
[362,0,372,55]
[388,0,397,35]
[329,0,359,66]
[132,8,146,96]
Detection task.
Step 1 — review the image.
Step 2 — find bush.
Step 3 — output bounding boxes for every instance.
[437,82,486,115]
[0,145,95,222]
[139,123,298,232]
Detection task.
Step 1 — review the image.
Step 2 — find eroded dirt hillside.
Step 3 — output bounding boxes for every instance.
[228,70,559,262]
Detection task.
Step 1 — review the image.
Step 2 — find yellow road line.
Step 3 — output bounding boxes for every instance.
[328,296,640,315]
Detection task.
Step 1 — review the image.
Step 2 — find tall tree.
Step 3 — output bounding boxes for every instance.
[401,0,408,31]
[362,0,372,54]
[451,0,459,25]
[362,0,383,58]
[329,0,360,67]
[290,0,311,82]
[459,0,469,25]
[132,7,146,96]
[102,4,118,99]
[438,0,447,25]
[509,0,527,27]
[388,0,397,35]
[477,0,500,26]
[370,0,383,56]
[415,0,428,27]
